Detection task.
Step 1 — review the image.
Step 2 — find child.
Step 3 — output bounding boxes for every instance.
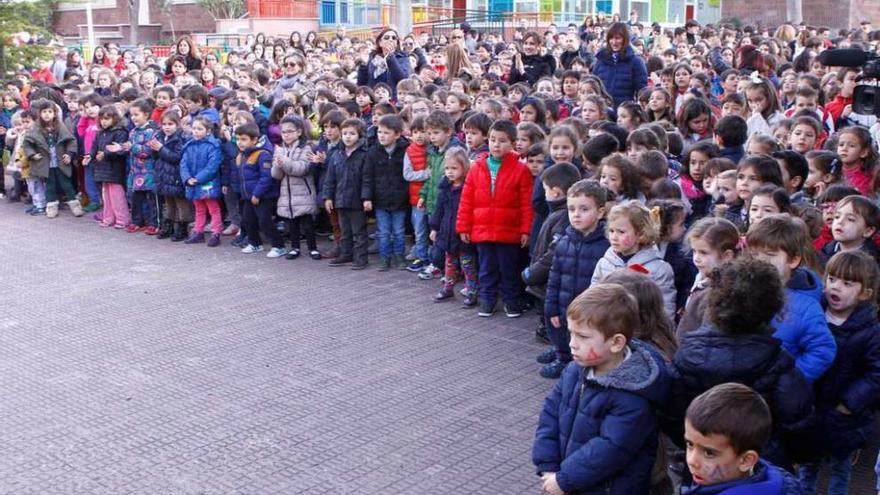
[804,150,843,200]
[682,383,803,494]
[515,122,546,155]
[363,114,410,270]
[462,112,490,161]
[523,143,546,177]
[76,93,104,212]
[681,141,720,220]
[124,98,161,234]
[650,199,696,314]
[747,185,792,226]
[323,118,370,269]
[403,116,430,268]
[670,258,814,470]
[745,76,783,138]
[180,117,223,247]
[236,122,285,257]
[788,115,820,154]
[720,93,747,119]
[23,99,81,219]
[583,134,619,177]
[311,110,345,258]
[746,133,782,157]
[271,115,320,260]
[598,154,642,202]
[151,85,175,124]
[836,126,877,196]
[532,284,669,495]
[736,155,784,211]
[798,251,880,495]
[814,185,861,253]
[821,194,880,264]
[647,88,674,122]
[616,101,647,132]
[91,104,131,229]
[531,126,582,252]
[677,217,739,337]
[771,150,809,203]
[456,119,534,318]
[712,115,748,165]
[5,110,32,205]
[540,180,611,378]
[591,200,676,316]
[677,98,714,148]
[180,85,221,131]
[746,215,837,382]
[429,147,477,305]
[151,110,190,241]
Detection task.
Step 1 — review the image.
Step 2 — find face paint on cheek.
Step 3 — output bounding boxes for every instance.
[582,347,601,364]
[706,463,731,483]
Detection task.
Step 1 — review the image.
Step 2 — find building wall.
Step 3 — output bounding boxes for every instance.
[721,0,788,27]
[53,0,216,43]
[722,0,880,29]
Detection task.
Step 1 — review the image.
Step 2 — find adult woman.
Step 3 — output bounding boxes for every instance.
[507,31,556,87]
[289,32,304,52]
[356,28,412,97]
[92,45,110,67]
[271,53,306,103]
[304,31,318,49]
[165,35,202,75]
[592,22,648,108]
[445,42,474,82]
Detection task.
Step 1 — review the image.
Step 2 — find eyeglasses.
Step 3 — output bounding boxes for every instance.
[284,62,299,67]
[382,34,398,41]
[281,129,300,134]
[404,41,414,47]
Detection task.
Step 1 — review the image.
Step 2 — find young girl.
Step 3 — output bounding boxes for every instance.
[647,88,674,122]
[576,94,607,125]
[804,150,843,200]
[598,154,642,202]
[266,99,296,146]
[91,104,131,228]
[22,99,81,219]
[650,199,696,314]
[676,98,714,147]
[745,76,783,138]
[355,86,375,126]
[747,185,793,226]
[737,154,784,208]
[151,110,191,241]
[616,101,647,132]
[601,269,678,361]
[180,117,223,247]
[681,141,720,221]
[95,69,116,98]
[746,133,783,156]
[672,63,694,114]
[518,97,548,131]
[200,66,216,89]
[836,126,877,196]
[515,122,545,155]
[271,115,320,260]
[797,251,880,495]
[676,217,739,337]
[124,98,161,234]
[788,115,821,154]
[591,200,676,316]
[430,147,477,306]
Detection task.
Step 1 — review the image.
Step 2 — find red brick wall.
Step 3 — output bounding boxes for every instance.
[723,0,879,30]
[802,0,850,29]
[721,0,788,27]
[52,0,216,42]
[848,0,880,30]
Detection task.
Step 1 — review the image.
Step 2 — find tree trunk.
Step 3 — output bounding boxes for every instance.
[129,0,140,45]
[786,0,802,24]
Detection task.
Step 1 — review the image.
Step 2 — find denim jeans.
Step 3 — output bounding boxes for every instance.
[84,164,101,206]
[375,208,407,258]
[798,451,855,495]
[410,207,429,261]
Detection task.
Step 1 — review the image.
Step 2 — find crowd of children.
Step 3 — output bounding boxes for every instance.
[8,15,880,494]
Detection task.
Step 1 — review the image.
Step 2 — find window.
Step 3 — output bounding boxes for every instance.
[57,0,116,11]
[630,0,649,22]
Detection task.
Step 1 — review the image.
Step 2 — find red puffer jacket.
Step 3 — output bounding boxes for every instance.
[456,151,534,244]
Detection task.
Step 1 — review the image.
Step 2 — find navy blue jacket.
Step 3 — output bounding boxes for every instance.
[670,325,815,467]
[363,136,410,210]
[356,51,412,98]
[508,53,557,87]
[719,145,744,165]
[813,302,880,455]
[90,126,129,185]
[523,199,570,297]
[592,46,648,107]
[661,241,697,314]
[429,177,471,254]
[532,340,670,495]
[545,223,610,323]
[153,129,187,197]
[322,140,370,209]
[220,137,241,194]
[237,140,279,200]
[680,460,804,495]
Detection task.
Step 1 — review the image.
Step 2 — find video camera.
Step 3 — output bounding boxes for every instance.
[818,49,880,116]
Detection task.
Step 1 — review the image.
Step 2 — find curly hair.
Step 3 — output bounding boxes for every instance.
[607,199,660,247]
[707,258,785,335]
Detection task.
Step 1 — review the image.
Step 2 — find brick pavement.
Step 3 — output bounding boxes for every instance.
[0,202,877,494]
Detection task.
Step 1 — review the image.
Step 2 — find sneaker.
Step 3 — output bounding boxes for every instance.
[377,257,391,272]
[351,261,368,270]
[99,222,113,228]
[29,207,46,216]
[536,347,557,364]
[393,254,407,270]
[184,232,205,244]
[478,301,496,317]
[461,293,478,308]
[535,324,550,344]
[83,203,101,213]
[433,287,454,302]
[285,248,301,260]
[114,223,126,229]
[241,244,264,254]
[231,233,247,248]
[328,256,353,267]
[207,234,221,247]
[24,206,35,214]
[143,226,160,236]
[406,259,425,272]
[418,264,442,280]
[309,250,322,260]
[125,224,144,233]
[266,247,288,258]
[540,360,569,379]
[504,303,523,318]
[221,224,240,236]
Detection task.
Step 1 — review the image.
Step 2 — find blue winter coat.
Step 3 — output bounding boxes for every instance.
[180,136,223,200]
[813,302,880,455]
[680,460,804,495]
[660,240,697,314]
[154,129,187,197]
[592,46,648,108]
[220,138,241,194]
[237,141,279,200]
[771,269,837,383]
[532,340,670,495]
[322,140,370,210]
[670,325,815,467]
[545,223,610,323]
[429,177,470,254]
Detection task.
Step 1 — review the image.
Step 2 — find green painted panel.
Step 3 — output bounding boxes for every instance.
[652,0,667,23]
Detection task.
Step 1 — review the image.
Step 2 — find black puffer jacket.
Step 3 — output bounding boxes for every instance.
[508,53,557,87]
[154,129,187,197]
[363,137,410,210]
[90,126,130,184]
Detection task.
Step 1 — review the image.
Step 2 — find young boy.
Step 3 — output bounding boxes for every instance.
[683,383,803,494]
[151,85,175,124]
[787,115,821,154]
[363,114,410,270]
[713,115,747,165]
[310,110,346,258]
[720,93,747,119]
[236,87,268,136]
[322,118,370,269]
[403,116,430,267]
[746,215,838,382]
[180,85,221,130]
[235,122,285,257]
[462,112,490,161]
[411,110,463,276]
[821,194,880,264]
[456,119,534,317]
[539,179,611,378]
[532,284,669,495]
